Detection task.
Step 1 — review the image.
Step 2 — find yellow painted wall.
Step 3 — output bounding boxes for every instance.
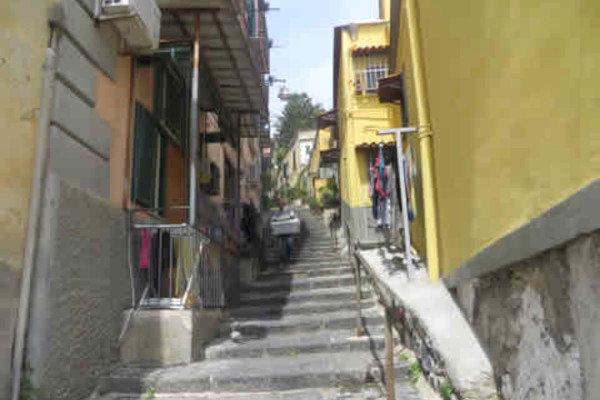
[308,127,333,199]
[379,0,391,20]
[308,127,332,176]
[313,178,329,200]
[0,1,57,274]
[392,0,600,275]
[337,22,395,209]
[388,8,428,258]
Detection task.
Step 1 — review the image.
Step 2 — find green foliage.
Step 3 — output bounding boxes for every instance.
[440,381,454,399]
[409,362,421,384]
[274,147,287,163]
[261,195,272,210]
[146,387,157,399]
[309,196,320,212]
[288,185,308,201]
[20,370,43,400]
[319,188,340,209]
[274,93,324,148]
[398,353,410,362]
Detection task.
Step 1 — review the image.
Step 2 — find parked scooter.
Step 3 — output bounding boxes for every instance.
[270,202,302,263]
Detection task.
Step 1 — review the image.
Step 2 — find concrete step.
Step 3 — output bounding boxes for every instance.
[205,329,386,360]
[264,258,346,266]
[223,308,383,337]
[262,266,352,279]
[290,251,342,258]
[241,274,355,294]
[276,260,351,270]
[99,352,411,394]
[269,245,338,252]
[239,286,372,307]
[231,298,375,320]
[93,385,425,400]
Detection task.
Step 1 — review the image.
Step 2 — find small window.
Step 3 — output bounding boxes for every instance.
[353,51,389,93]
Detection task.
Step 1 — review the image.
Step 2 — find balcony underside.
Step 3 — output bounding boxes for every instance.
[159,0,267,138]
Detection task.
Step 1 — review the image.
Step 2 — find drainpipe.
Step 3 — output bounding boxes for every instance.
[405,0,441,282]
[12,36,59,400]
[189,13,201,226]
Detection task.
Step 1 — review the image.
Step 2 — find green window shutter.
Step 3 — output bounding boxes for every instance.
[158,136,168,210]
[131,102,158,207]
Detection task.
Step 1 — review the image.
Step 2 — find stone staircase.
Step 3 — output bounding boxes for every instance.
[94,208,423,399]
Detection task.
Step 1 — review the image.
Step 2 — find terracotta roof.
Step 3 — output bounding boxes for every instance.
[356,142,396,149]
[352,45,390,56]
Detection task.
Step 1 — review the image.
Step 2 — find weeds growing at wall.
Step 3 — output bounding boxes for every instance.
[409,362,421,384]
[439,381,454,399]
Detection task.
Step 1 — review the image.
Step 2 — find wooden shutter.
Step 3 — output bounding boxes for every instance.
[131,102,158,207]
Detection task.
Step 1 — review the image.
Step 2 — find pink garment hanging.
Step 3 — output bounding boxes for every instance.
[374,147,389,198]
[139,229,151,269]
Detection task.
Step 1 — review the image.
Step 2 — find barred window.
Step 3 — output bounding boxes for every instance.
[353,51,389,93]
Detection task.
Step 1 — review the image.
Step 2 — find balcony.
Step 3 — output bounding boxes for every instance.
[157,0,269,138]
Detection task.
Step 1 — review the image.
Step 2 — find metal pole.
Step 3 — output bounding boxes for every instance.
[379,128,417,275]
[395,131,414,274]
[384,307,396,400]
[188,13,201,226]
[12,41,58,400]
[353,253,363,337]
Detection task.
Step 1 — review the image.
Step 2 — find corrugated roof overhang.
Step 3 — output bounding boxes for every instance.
[378,73,404,103]
[317,109,338,130]
[158,0,267,138]
[320,148,340,165]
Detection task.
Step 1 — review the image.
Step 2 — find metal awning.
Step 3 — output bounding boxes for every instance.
[378,73,404,104]
[158,0,267,138]
[320,148,340,165]
[317,109,337,129]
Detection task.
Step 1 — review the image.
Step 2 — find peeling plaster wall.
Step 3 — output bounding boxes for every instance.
[0,1,58,396]
[457,232,600,400]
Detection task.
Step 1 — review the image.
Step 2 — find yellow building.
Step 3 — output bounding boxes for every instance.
[385,0,600,280]
[277,129,316,193]
[307,126,335,200]
[0,2,59,397]
[332,17,398,245]
[383,0,600,398]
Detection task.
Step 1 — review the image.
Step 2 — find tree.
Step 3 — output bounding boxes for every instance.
[274,93,324,148]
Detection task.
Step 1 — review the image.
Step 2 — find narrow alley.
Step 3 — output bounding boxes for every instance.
[3,1,599,400]
[95,209,424,399]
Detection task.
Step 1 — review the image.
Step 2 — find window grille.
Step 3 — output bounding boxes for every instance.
[353,52,389,93]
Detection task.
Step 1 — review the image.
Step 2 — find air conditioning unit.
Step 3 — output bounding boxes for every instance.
[102,0,161,51]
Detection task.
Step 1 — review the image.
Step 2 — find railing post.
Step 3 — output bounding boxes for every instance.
[353,252,363,337]
[384,306,396,400]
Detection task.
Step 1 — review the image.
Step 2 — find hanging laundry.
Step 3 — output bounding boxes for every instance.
[378,196,391,227]
[374,146,389,198]
[369,167,379,220]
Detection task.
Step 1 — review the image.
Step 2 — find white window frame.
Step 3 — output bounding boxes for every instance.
[353,52,389,94]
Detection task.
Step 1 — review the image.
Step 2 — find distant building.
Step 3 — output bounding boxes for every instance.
[277,129,317,191]
[330,17,399,247]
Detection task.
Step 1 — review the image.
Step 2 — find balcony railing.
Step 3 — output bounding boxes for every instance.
[128,208,232,309]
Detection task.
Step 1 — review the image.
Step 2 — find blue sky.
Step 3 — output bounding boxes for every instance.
[267,0,379,134]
